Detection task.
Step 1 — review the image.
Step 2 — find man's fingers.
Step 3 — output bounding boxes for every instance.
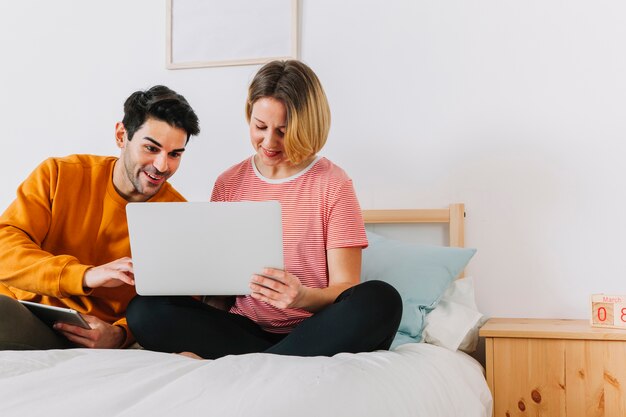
[113,270,135,285]
[54,323,96,348]
[54,322,91,337]
[61,331,94,348]
[102,269,135,286]
[114,259,133,272]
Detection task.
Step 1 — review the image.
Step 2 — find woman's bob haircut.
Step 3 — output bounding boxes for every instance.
[245,60,331,165]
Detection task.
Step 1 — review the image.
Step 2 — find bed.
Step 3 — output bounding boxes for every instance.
[0,204,492,417]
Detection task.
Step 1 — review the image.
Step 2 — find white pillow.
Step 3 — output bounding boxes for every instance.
[422,277,487,352]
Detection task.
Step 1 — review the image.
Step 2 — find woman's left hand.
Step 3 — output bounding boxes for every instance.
[249,268,306,309]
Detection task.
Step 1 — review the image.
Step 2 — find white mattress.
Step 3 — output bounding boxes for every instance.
[0,343,492,417]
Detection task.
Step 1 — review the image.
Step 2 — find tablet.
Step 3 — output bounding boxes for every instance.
[19,300,91,329]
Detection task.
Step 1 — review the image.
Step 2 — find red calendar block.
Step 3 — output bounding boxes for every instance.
[591,294,626,329]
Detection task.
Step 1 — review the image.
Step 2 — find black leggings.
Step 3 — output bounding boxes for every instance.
[127,280,402,359]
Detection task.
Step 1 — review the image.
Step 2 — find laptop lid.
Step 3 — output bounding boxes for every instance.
[126,201,283,295]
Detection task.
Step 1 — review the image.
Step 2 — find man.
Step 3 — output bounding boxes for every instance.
[0,85,200,349]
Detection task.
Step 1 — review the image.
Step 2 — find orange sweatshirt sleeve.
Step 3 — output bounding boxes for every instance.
[112,317,134,348]
[0,158,91,298]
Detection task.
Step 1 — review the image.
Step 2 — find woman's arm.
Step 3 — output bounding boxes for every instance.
[249,247,362,312]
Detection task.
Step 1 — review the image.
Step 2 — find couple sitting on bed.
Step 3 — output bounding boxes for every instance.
[0,60,402,358]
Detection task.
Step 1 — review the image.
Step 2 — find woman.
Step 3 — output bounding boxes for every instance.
[127,60,401,359]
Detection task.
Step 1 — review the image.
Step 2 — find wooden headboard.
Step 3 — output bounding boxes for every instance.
[362,203,466,248]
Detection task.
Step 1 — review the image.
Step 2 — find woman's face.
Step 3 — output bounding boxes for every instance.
[249,97,290,178]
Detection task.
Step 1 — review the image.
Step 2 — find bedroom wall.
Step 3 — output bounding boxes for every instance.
[1,0,625,321]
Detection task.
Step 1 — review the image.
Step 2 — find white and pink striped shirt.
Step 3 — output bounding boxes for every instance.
[211,156,368,333]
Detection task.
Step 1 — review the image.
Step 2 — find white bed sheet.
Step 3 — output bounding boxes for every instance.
[0,343,492,417]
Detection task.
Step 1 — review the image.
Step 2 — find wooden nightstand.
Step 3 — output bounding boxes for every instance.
[479,318,626,417]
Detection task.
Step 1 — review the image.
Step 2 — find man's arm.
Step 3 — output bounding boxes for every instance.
[0,159,92,297]
[0,158,141,349]
[26,257,136,349]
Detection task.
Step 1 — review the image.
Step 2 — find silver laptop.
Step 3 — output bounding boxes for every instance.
[126,201,283,295]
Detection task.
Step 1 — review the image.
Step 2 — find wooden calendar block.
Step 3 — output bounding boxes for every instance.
[591,294,626,329]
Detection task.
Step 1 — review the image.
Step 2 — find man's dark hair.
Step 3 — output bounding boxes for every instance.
[122,85,200,143]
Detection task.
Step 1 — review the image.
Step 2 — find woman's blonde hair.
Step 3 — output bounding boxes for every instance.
[245,60,331,165]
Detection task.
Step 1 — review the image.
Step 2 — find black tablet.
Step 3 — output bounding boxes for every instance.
[19,300,91,329]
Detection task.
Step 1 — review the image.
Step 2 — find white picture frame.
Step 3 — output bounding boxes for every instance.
[166,0,299,69]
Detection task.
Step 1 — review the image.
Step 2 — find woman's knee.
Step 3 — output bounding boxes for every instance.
[366,280,402,319]
[127,295,150,321]
[339,280,403,323]
[127,296,171,333]
[357,280,402,307]
[127,296,184,349]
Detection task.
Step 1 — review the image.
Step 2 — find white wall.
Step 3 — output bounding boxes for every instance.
[2,0,625,320]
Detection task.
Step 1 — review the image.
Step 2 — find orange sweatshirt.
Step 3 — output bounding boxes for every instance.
[0,154,185,346]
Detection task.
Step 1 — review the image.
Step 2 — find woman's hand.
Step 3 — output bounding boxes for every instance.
[249,268,306,309]
[250,248,363,312]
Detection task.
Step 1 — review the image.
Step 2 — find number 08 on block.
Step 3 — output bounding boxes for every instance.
[591,294,626,329]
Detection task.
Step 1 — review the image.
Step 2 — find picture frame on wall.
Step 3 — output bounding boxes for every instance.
[166,0,299,69]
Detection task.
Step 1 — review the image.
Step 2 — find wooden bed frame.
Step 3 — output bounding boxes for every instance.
[362,203,467,277]
[362,203,466,248]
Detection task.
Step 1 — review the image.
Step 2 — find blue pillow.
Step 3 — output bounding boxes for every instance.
[361,231,476,348]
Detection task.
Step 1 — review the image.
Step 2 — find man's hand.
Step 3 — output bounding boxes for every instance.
[83,257,134,289]
[53,315,126,348]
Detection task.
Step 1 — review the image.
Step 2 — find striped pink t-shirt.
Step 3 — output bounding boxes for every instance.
[210,156,368,333]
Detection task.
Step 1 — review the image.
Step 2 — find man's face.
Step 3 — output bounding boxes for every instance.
[113,118,187,202]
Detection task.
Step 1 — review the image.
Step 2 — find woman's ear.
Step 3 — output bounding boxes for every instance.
[115,122,127,148]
